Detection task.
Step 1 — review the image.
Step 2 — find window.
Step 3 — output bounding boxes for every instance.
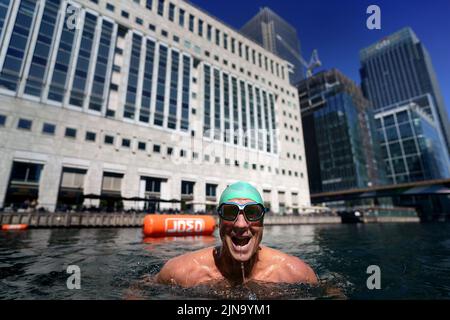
[102,172,123,192]
[86,131,96,141]
[121,10,129,18]
[65,128,77,138]
[106,3,115,11]
[198,19,203,37]
[0,114,6,127]
[149,23,156,31]
[223,34,228,49]
[104,135,114,144]
[173,35,180,42]
[206,183,217,197]
[215,29,220,46]
[42,123,55,135]
[60,167,86,189]
[138,141,146,151]
[146,0,152,10]
[169,3,175,21]
[158,0,164,16]
[178,9,185,26]
[161,29,168,37]
[15,116,32,131]
[10,161,43,184]
[122,138,131,148]
[189,14,194,32]
[136,17,143,25]
[181,180,194,195]
[207,24,212,41]
[167,147,173,155]
[180,149,186,157]
[153,144,161,153]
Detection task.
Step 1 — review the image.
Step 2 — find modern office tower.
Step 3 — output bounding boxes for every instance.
[374,94,450,184]
[240,7,304,85]
[297,69,384,194]
[360,27,450,155]
[0,0,309,214]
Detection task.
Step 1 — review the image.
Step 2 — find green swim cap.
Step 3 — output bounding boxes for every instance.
[219,181,263,206]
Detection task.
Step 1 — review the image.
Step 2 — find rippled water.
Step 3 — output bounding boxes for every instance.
[1,223,450,299]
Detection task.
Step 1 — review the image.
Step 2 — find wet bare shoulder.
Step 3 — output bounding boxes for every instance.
[156,247,219,287]
[259,246,318,285]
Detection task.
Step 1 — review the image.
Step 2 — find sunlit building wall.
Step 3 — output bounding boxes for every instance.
[0,0,309,213]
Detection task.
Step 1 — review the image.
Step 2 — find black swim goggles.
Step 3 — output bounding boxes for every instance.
[217,201,266,222]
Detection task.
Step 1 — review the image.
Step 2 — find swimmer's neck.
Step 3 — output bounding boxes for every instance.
[214,245,260,284]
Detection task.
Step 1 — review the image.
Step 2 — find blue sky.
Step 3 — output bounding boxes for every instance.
[189,0,450,116]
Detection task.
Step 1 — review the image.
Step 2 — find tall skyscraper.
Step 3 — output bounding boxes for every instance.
[240,7,304,85]
[297,69,384,194]
[360,27,450,155]
[0,0,309,213]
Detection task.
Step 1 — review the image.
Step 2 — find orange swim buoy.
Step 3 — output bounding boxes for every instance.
[143,214,216,237]
[2,224,28,231]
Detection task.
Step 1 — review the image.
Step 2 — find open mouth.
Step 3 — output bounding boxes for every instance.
[231,236,251,247]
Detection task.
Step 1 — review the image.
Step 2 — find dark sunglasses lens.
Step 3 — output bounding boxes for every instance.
[221,204,239,220]
[244,204,264,221]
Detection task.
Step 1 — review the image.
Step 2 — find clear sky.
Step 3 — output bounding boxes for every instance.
[188,0,450,116]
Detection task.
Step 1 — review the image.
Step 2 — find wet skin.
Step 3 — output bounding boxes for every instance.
[156,198,318,287]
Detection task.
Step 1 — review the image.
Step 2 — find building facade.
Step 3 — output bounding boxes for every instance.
[360,27,450,155]
[240,7,304,85]
[0,0,309,213]
[374,94,450,184]
[297,69,384,194]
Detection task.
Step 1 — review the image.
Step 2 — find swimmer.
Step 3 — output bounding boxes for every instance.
[156,181,318,287]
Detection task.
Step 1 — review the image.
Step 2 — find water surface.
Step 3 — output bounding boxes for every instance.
[1,223,450,299]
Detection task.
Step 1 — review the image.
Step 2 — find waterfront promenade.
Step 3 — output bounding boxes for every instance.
[0,212,419,228]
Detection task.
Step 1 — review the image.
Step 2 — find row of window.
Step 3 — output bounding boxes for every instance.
[202,65,279,153]
[1,113,304,178]
[0,0,115,112]
[96,0,288,81]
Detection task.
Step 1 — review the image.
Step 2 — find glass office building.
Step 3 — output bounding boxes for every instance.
[240,7,304,85]
[360,27,450,155]
[297,69,384,194]
[375,95,450,184]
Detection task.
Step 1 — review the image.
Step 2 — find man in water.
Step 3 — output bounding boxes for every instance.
[156,181,318,287]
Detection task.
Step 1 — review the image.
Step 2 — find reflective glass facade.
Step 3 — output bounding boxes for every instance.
[360,27,450,155]
[375,96,450,184]
[298,69,384,193]
[240,7,304,84]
